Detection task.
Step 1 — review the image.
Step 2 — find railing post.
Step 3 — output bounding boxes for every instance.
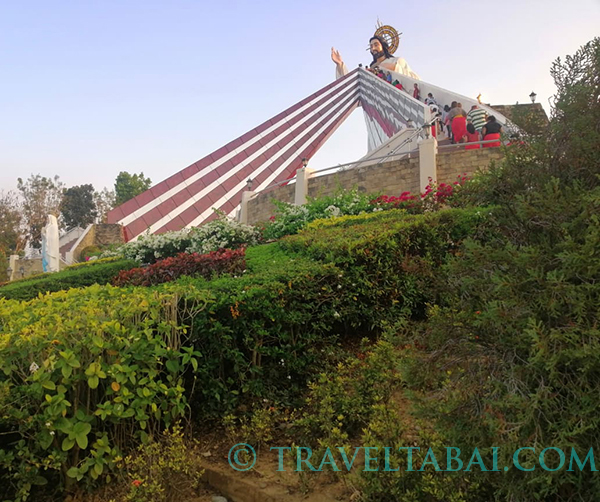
[418,134,438,192]
[294,167,313,206]
[239,191,255,224]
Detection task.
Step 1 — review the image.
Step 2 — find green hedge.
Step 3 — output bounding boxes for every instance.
[279,208,492,323]
[181,244,352,416]
[0,259,138,301]
[182,209,491,418]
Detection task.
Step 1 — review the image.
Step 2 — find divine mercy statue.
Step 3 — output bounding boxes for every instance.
[331,32,420,81]
[41,214,60,273]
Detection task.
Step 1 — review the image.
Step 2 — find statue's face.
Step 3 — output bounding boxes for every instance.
[369,39,383,56]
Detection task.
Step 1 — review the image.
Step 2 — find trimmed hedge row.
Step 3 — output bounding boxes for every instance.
[280,207,493,323]
[112,248,246,287]
[0,259,138,301]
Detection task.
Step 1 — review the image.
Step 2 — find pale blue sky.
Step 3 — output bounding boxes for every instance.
[1,0,599,193]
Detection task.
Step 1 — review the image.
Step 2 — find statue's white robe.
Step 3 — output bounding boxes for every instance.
[336,57,420,80]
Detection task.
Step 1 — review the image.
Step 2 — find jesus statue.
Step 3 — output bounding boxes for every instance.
[331,34,420,80]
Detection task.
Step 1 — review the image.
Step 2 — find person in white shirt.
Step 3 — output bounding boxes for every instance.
[424,93,438,105]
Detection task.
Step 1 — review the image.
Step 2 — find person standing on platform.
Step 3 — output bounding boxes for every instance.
[424,93,437,105]
[413,83,421,100]
[482,116,503,147]
[464,122,481,149]
[449,102,467,144]
[467,104,487,133]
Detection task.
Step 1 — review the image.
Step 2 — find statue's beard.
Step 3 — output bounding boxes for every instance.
[371,50,385,61]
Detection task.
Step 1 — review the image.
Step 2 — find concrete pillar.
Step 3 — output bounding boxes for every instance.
[239,191,255,224]
[294,167,313,206]
[8,255,19,282]
[419,136,438,193]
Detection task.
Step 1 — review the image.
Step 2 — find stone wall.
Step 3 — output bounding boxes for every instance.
[247,185,295,225]
[247,156,421,225]
[15,258,44,278]
[70,225,96,263]
[8,257,67,281]
[437,147,504,185]
[307,157,420,199]
[94,224,124,246]
[246,146,505,225]
[67,224,125,263]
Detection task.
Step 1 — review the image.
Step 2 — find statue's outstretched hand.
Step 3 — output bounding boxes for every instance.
[331,47,343,66]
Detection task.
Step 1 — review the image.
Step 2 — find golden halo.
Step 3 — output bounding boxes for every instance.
[373,25,401,55]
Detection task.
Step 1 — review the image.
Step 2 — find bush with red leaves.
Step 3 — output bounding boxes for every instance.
[112,248,246,287]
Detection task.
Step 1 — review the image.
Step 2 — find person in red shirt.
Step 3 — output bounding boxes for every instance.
[449,102,467,144]
[464,122,481,149]
[413,83,420,100]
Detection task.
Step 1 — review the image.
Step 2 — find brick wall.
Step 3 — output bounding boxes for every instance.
[245,146,504,225]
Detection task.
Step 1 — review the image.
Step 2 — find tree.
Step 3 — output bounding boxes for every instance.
[0,190,24,255]
[61,184,98,230]
[404,38,600,501]
[17,174,64,249]
[0,191,25,281]
[549,36,600,185]
[94,188,116,223]
[114,172,152,206]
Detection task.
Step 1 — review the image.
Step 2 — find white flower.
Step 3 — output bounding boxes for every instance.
[45,422,51,428]
[337,284,342,289]
[29,362,39,374]
[325,205,341,217]
[287,375,291,380]
[50,431,55,436]
[333,311,341,318]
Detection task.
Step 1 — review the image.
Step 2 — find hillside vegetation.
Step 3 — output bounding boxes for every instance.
[0,38,598,502]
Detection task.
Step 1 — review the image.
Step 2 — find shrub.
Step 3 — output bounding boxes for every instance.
[184,245,355,417]
[112,248,246,287]
[181,210,490,420]
[398,39,600,501]
[370,175,469,214]
[186,214,261,255]
[262,188,376,240]
[103,228,193,264]
[79,245,101,262]
[110,424,204,502]
[65,256,121,270]
[280,207,492,324]
[105,213,260,264]
[0,283,207,500]
[0,259,138,301]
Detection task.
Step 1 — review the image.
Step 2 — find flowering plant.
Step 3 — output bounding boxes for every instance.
[103,212,260,264]
[370,174,469,214]
[262,188,375,240]
[112,248,246,287]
